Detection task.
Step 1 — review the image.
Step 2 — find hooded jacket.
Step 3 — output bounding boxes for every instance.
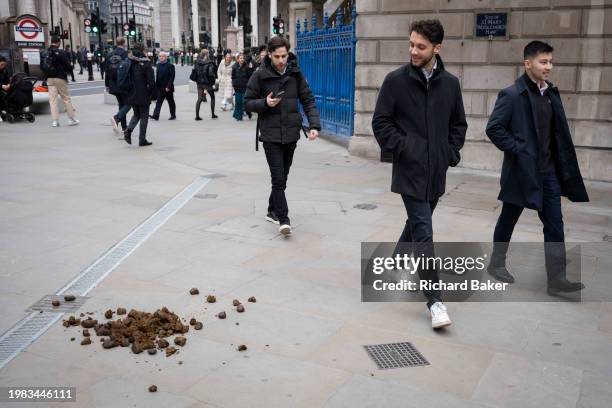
[127,51,156,105]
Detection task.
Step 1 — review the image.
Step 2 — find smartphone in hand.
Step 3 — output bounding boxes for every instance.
[274,90,285,98]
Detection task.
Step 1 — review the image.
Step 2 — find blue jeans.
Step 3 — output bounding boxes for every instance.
[396,195,441,307]
[114,94,130,130]
[491,171,566,281]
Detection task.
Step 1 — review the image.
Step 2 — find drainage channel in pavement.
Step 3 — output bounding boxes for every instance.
[0,175,211,370]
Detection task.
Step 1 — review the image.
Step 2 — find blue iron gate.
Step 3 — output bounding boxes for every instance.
[295,6,357,138]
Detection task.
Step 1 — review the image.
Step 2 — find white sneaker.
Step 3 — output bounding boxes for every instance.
[279,224,292,236]
[67,118,80,126]
[430,302,452,329]
[111,117,119,134]
[51,120,59,127]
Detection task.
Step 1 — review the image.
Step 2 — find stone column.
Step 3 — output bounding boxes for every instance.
[270,0,277,35]
[191,0,199,47]
[211,0,219,47]
[17,0,37,16]
[234,0,239,28]
[153,0,161,47]
[250,0,257,46]
[171,0,180,48]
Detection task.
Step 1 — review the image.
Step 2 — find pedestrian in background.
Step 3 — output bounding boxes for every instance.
[192,49,218,120]
[64,45,76,82]
[231,53,253,121]
[149,51,176,121]
[106,36,130,134]
[42,36,79,127]
[124,43,156,146]
[217,52,235,111]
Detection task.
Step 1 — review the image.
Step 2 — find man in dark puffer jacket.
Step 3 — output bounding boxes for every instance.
[124,43,156,146]
[245,36,321,236]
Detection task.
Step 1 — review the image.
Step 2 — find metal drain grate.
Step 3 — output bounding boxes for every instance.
[0,312,62,370]
[364,342,430,369]
[0,176,211,370]
[27,295,89,313]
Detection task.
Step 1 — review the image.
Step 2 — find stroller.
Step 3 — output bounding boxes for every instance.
[0,73,36,123]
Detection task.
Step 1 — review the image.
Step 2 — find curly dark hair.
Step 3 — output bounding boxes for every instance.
[410,19,444,45]
[267,36,290,53]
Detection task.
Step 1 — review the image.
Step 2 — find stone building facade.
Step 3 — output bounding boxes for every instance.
[349,0,612,182]
[153,0,323,51]
[1,0,91,49]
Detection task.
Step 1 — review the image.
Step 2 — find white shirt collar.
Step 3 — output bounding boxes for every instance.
[421,59,437,81]
[531,79,549,96]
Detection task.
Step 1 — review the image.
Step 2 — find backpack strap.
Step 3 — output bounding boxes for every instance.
[255,116,260,151]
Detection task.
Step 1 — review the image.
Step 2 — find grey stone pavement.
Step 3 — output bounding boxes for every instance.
[1,83,611,408]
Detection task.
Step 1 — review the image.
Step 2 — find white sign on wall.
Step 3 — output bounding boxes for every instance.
[14,16,45,48]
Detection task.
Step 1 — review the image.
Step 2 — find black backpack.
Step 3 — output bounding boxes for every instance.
[40,49,59,77]
[106,54,123,82]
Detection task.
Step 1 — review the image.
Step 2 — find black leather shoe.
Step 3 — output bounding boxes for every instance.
[212,114,218,119]
[487,264,515,283]
[149,115,159,120]
[168,116,176,120]
[139,140,153,146]
[195,116,202,121]
[547,278,585,294]
[123,129,132,144]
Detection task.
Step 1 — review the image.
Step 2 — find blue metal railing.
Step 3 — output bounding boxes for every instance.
[295,5,357,138]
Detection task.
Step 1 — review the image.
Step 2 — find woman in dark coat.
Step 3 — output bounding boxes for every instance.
[231,53,253,121]
[124,44,156,146]
[193,49,218,120]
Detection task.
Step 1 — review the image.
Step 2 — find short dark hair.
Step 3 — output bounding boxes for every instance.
[0,55,7,63]
[523,40,554,59]
[410,19,444,45]
[116,36,126,46]
[258,45,267,53]
[132,42,144,52]
[51,35,61,45]
[267,36,290,53]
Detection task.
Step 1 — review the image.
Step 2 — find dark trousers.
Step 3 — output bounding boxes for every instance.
[196,85,215,117]
[152,89,176,118]
[233,92,244,120]
[128,104,150,142]
[491,171,566,281]
[396,195,441,307]
[263,141,297,225]
[69,66,75,81]
[114,94,130,130]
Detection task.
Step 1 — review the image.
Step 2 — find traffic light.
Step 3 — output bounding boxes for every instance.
[100,19,107,34]
[272,17,279,35]
[272,16,285,35]
[62,29,69,39]
[90,12,99,33]
[128,19,136,37]
[84,18,92,33]
[278,18,285,35]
